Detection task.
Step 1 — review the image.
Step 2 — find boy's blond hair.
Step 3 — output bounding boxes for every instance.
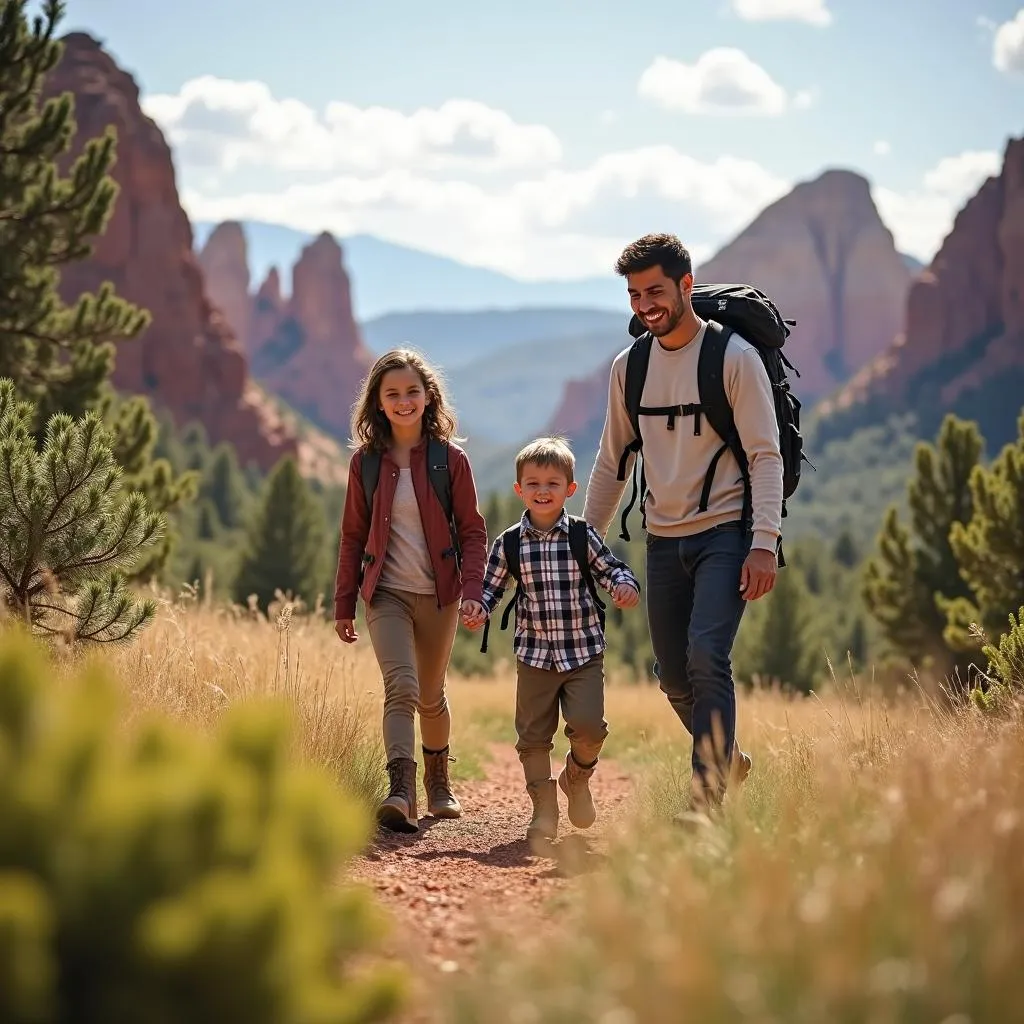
[515,436,576,484]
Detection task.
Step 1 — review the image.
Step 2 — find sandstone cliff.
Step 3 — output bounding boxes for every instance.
[44,33,344,483]
[200,227,374,440]
[548,167,912,448]
[819,135,1024,443]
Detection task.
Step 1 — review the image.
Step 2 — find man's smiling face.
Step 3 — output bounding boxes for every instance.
[626,264,690,337]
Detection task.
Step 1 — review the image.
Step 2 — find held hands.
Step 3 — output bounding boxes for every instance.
[460,599,487,631]
[740,548,777,601]
[335,619,358,643]
[612,582,640,609]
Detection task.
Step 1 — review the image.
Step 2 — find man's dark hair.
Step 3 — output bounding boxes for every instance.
[614,233,692,282]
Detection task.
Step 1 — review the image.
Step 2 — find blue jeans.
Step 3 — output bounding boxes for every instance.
[645,521,751,799]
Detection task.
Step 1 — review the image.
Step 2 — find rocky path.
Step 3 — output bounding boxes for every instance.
[350,744,636,1021]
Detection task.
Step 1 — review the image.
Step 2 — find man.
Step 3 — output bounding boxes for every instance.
[583,232,783,814]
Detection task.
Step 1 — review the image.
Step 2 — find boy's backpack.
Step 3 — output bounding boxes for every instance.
[617,282,812,562]
[358,436,461,581]
[480,515,605,654]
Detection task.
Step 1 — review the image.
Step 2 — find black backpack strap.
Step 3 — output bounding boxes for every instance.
[696,321,751,529]
[358,450,382,584]
[617,334,653,541]
[426,436,461,568]
[480,525,522,654]
[568,516,605,629]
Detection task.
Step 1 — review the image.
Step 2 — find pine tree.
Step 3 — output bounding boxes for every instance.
[745,565,818,694]
[0,378,161,643]
[0,1,196,582]
[201,441,248,530]
[943,410,1024,652]
[861,414,982,674]
[233,456,326,611]
[0,0,149,426]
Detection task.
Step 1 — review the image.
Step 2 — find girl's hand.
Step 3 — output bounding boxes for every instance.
[612,582,640,609]
[335,619,358,643]
[460,600,487,630]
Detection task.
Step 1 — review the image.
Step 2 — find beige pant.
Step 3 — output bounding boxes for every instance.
[515,653,608,785]
[365,587,460,762]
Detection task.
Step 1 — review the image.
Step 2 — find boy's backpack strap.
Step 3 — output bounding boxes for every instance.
[616,333,654,541]
[480,525,523,654]
[426,436,461,567]
[568,516,605,629]
[696,320,751,528]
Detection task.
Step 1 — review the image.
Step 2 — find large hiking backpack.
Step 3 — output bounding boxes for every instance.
[358,436,461,582]
[479,515,605,653]
[617,282,812,560]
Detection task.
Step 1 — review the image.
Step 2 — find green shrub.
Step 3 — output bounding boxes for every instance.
[0,628,405,1023]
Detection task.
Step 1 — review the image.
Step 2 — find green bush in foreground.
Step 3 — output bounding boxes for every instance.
[0,628,404,1023]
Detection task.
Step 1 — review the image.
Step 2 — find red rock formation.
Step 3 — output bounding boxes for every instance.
[820,136,1023,417]
[43,32,304,474]
[548,167,912,446]
[197,221,251,353]
[200,228,375,440]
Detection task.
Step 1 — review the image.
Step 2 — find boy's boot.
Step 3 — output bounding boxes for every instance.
[558,749,597,829]
[526,779,559,843]
[423,745,462,818]
[377,757,419,833]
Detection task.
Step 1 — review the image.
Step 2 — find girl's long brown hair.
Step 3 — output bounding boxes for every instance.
[349,348,462,453]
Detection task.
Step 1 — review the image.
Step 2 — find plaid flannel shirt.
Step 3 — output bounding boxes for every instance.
[481,510,640,672]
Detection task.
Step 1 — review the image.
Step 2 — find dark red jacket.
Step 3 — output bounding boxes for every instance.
[334,438,488,620]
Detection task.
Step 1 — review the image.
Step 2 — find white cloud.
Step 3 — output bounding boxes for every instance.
[177,147,791,281]
[730,0,832,27]
[873,140,891,156]
[142,76,562,176]
[993,9,1024,74]
[872,149,1002,263]
[637,49,812,116]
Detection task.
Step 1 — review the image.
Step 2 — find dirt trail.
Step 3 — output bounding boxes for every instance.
[350,743,636,1016]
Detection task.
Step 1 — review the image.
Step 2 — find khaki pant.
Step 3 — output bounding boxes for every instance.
[515,653,608,785]
[365,587,460,762]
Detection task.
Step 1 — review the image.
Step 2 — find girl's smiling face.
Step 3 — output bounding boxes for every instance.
[378,365,429,430]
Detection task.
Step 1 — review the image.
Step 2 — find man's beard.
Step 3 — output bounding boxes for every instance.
[643,294,686,337]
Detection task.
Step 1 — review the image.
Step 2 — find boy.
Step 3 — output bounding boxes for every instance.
[461,437,641,845]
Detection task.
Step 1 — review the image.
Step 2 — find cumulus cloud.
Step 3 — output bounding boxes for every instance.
[178,147,791,280]
[637,49,812,116]
[730,0,832,26]
[873,149,1002,263]
[992,9,1024,74]
[142,76,562,176]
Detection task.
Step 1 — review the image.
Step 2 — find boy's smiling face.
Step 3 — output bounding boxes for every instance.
[515,460,576,526]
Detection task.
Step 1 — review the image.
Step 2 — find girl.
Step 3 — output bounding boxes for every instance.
[334,349,488,833]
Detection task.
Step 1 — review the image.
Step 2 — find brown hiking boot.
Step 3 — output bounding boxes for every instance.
[557,750,597,829]
[423,745,462,818]
[526,779,558,845]
[377,757,419,833]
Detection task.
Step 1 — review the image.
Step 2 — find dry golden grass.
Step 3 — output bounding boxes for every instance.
[46,593,1023,1022]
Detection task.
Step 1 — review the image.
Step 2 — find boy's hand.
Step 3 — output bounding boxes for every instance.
[460,600,487,630]
[335,619,358,643]
[612,582,640,609]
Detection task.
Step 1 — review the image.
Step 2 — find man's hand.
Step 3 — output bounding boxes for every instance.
[335,619,358,643]
[739,548,777,601]
[460,599,487,630]
[612,582,640,609]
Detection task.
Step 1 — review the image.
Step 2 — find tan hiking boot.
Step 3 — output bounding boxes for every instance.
[526,779,559,844]
[557,750,597,829]
[423,745,462,818]
[377,757,419,833]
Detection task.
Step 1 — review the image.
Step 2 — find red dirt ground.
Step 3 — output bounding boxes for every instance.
[349,743,637,1021]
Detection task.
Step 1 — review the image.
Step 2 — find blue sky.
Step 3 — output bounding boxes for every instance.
[52,0,1024,280]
